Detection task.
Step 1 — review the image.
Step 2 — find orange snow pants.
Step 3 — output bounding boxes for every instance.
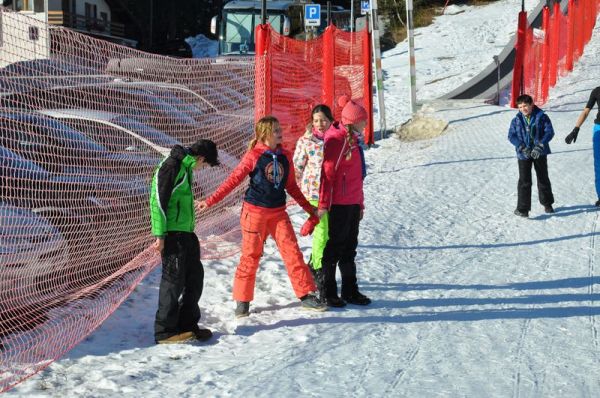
[233,204,316,302]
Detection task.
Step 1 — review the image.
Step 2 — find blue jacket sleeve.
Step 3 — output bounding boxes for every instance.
[539,114,555,144]
[508,118,523,148]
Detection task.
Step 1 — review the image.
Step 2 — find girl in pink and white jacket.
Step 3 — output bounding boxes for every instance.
[293,104,334,298]
[317,95,370,307]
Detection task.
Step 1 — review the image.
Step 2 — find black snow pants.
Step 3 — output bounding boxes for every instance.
[517,156,555,212]
[321,204,361,299]
[154,231,204,341]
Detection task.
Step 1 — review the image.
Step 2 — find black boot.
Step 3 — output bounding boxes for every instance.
[321,262,345,307]
[310,266,326,301]
[325,296,347,307]
[339,262,371,305]
[342,291,371,305]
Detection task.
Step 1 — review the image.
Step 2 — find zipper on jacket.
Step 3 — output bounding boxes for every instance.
[175,201,181,222]
[188,170,195,231]
[342,173,346,196]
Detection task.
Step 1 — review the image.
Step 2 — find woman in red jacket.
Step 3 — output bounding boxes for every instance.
[199,116,326,317]
[318,96,371,307]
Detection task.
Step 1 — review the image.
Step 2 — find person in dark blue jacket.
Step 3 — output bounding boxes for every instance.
[508,94,555,218]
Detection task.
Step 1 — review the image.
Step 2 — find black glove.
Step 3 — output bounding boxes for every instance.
[530,143,544,159]
[518,144,531,159]
[565,126,580,144]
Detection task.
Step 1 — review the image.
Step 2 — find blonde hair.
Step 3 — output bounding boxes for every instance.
[248,115,279,150]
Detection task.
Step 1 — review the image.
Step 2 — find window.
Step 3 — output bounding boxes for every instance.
[14,0,33,11]
[221,11,283,54]
[84,3,97,20]
[85,3,98,30]
[33,0,43,12]
[64,119,158,156]
[86,3,97,19]
[6,0,43,13]
[100,12,108,28]
[223,11,254,54]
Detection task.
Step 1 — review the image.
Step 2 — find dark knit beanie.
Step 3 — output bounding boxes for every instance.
[189,139,220,166]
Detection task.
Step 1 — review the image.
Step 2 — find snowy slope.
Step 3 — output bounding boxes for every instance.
[6,2,600,397]
[382,0,538,129]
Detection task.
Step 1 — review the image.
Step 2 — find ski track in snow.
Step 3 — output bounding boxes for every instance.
[383,331,422,394]
[587,212,599,353]
[511,317,530,398]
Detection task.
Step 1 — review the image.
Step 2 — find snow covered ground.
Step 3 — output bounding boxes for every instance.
[7,1,600,397]
[382,0,538,129]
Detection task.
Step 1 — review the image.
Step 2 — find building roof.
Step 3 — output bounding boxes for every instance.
[223,0,310,11]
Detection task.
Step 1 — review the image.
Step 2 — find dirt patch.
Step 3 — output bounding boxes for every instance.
[395,113,449,142]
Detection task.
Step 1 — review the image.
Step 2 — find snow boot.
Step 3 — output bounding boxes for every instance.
[300,293,327,312]
[156,331,196,344]
[342,291,372,306]
[544,205,554,213]
[191,326,213,342]
[513,209,529,218]
[235,301,250,318]
[325,295,346,308]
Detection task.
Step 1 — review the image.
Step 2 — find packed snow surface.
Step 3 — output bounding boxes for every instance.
[7,1,600,396]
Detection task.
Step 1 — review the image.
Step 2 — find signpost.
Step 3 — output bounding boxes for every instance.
[304,4,321,27]
[406,0,417,115]
[369,0,386,136]
[361,0,370,15]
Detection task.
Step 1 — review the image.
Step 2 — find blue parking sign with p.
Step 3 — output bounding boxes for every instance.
[361,0,370,14]
[305,4,321,27]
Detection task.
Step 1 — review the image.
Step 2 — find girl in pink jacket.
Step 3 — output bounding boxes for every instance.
[318,96,371,307]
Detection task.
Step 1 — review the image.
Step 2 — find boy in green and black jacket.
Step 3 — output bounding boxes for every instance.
[149,139,219,344]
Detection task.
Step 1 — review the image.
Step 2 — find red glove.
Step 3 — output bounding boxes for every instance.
[300,215,320,236]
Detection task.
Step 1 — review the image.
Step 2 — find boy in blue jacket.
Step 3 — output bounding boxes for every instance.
[508,94,555,218]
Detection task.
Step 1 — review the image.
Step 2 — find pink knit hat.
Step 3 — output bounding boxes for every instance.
[338,95,368,125]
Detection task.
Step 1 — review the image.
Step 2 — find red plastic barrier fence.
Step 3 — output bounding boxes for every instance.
[541,6,551,101]
[254,24,374,148]
[548,2,560,88]
[255,24,272,120]
[510,11,528,108]
[512,0,600,106]
[521,20,538,102]
[0,7,253,392]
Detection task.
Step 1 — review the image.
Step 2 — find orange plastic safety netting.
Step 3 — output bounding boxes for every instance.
[254,24,373,150]
[0,8,253,391]
[513,0,600,106]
